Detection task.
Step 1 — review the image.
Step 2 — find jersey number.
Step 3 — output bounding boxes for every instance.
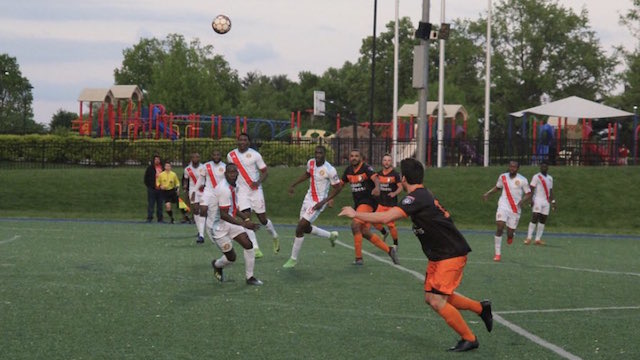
[434,199,450,218]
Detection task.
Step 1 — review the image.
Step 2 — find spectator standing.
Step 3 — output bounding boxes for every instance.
[144,155,164,222]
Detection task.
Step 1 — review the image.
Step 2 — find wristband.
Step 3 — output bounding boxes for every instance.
[551,200,556,204]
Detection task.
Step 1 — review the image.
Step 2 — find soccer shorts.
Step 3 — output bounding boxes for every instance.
[496,206,521,229]
[424,255,467,295]
[532,199,550,215]
[208,221,246,253]
[236,187,266,214]
[189,189,203,204]
[161,189,178,204]
[375,204,396,227]
[200,189,215,207]
[354,204,375,225]
[299,194,327,223]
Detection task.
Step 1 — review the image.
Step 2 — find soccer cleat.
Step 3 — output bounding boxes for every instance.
[479,300,493,332]
[273,236,280,254]
[282,258,297,268]
[196,235,205,244]
[447,338,479,352]
[353,258,364,265]
[211,260,223,282]
[170,218,175,224]
[506,237,513,245]
[254,248,264,258]
[388,246,399,265]
[524,238,532,245]
[535,240,546,246]
[180,217,190,224]
[329,231,338,247]
[246,276,263,286]
[493,254,501,262]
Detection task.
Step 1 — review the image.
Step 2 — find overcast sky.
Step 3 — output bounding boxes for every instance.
[1,0,637,124]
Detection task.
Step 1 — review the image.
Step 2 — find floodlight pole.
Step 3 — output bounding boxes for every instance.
[416,0,431,165]
[436,0,445,168]
[483,0,492,167]
[392,0,400,167]
[369,0,378,163]
[634,105,638,165]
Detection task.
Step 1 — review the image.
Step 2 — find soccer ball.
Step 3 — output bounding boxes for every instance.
[212,15,232,34]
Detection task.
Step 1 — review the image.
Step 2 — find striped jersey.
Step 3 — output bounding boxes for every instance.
[495,172,530,213]
[530,172,553,202]
[197,161,226,192]
[227,148,267,192]
[305,159,340,202]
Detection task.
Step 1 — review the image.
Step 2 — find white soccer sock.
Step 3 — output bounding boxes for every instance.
[310,226,330,238]
[215,255,233,268]
[535,223,546,241]
[196,215,206,237]
[265,219,278,238]
[527,222,536,240]
[494,236,502,255]
[244,248,255,279]
[291,236,305,260]
[247,230,260,249]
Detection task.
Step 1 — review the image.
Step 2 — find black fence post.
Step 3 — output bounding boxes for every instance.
[112,138,116,167]
[41,142,46,169]
[181,138,186,166]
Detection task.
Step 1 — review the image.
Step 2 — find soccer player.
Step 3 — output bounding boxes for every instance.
[183,153,203,241]
[525,161,555,245]
[227,133,279,258]
[283,145,341,268]
[483,160,532,261]
[373,154,402,248]
[208,163,263,286]
[338,158,493,352]
[156,161,186,224]
[196,150,226,243]
[341,149,398,265]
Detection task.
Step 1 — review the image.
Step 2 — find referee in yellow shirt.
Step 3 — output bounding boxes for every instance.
[156,161,181,224]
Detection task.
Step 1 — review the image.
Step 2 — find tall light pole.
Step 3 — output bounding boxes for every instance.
[392,0,400,166]
[483,0,492,167]
[368,0,378,162]
[436,0,445,168]
[415,0,431,165]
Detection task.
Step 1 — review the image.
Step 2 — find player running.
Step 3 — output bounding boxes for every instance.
[283,145,341,268]
[341,149,398,265]
[227,133,279,258]
[525,161,555,245]
[208,163,263,286]
[339,158,493,352]
[196,150,226,243]
[372,154,402,248]
[183,153,203,242]
[483,160,532,261]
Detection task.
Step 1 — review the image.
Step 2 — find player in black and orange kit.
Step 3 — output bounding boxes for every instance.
[340,149,398,265]
[373,154,402,248]
[339,158,493,352]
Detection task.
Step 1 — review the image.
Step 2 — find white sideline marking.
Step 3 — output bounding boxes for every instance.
[335,240,583,360]
[0,235,20,245]
[497,305,640,315]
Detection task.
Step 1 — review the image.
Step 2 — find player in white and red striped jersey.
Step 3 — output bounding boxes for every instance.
[196,150,226,242]
[525,161,555,246]
[483,160,531,261]
[227,133,279,258]
[183,153,203,241]
[282,146,342,268]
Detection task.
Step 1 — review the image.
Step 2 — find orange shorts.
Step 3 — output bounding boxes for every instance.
[354,204,374,226]
[375,204,396,227]
[424,255,467,295]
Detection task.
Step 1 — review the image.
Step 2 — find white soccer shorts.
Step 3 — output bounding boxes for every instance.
[189,189,203,204]
[199,190,215,207]
[299,195,327,223]
[496,206,521,229]
[208,221,246,253]
[236,187,266,214]
[532,200,550,216]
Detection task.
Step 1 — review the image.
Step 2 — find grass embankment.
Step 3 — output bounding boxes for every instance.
[0,165,637,233]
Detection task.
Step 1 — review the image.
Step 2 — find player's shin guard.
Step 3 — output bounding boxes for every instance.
[247,230,260,249]
[494,236,502,255]
[527,222,536,240]
[195,215,205,237]
[535,223,545,241]
[369,234,390,253]
[291,237,304,260]
[265,219,278,238]
[310,226,330,238]
[437,303,476,342]
[244,248,255,279]
[447,293,482,314]
[354,233,363,259]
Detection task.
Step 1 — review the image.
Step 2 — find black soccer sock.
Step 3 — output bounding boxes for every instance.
[167,210,174,219]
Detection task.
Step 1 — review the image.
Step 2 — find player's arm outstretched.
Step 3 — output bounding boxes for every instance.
[483,186,499,201]
[288,171,311,196]
[339,206,404,224]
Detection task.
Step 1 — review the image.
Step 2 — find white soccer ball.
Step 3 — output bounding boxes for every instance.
[212,15,232,34]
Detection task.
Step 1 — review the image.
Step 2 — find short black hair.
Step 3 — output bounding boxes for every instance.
[400,158,424,185]
[315,145,326,152]
[540,160,549,166]
[238,132,251,141]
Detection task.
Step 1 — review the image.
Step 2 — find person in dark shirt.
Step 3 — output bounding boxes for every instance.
[372,154,402,247]
[143,155,164,222]
[340,149,398,265]
[339,158,493,352]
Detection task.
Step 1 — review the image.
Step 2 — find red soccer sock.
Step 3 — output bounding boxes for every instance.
[368,234,390,253]
[354,233,363,259]
[437,303,476,342]
[447,293,482,314]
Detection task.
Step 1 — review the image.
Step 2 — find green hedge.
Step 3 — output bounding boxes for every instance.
[0,135,333,167]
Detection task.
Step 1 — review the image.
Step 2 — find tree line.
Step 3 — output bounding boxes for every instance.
[2,0,640,137]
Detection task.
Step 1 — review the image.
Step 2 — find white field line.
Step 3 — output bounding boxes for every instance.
[0,235,20,245]
[400,257,640,277]
[497,306,640,315]
[335,240,583,360]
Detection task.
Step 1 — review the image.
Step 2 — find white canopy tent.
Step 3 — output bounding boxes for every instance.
[510,96,633,119]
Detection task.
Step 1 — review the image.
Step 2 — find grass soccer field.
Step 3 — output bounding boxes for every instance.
[1,219,638,359]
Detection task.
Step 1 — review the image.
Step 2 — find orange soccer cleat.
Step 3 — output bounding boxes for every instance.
[493,254,501,262]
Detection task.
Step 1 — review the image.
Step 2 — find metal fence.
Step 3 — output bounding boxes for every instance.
[0,137,634,169]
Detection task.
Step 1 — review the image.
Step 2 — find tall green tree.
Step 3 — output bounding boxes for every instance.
[49,109,78,130]
[0,54,42,134]
[614,0,640,111]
